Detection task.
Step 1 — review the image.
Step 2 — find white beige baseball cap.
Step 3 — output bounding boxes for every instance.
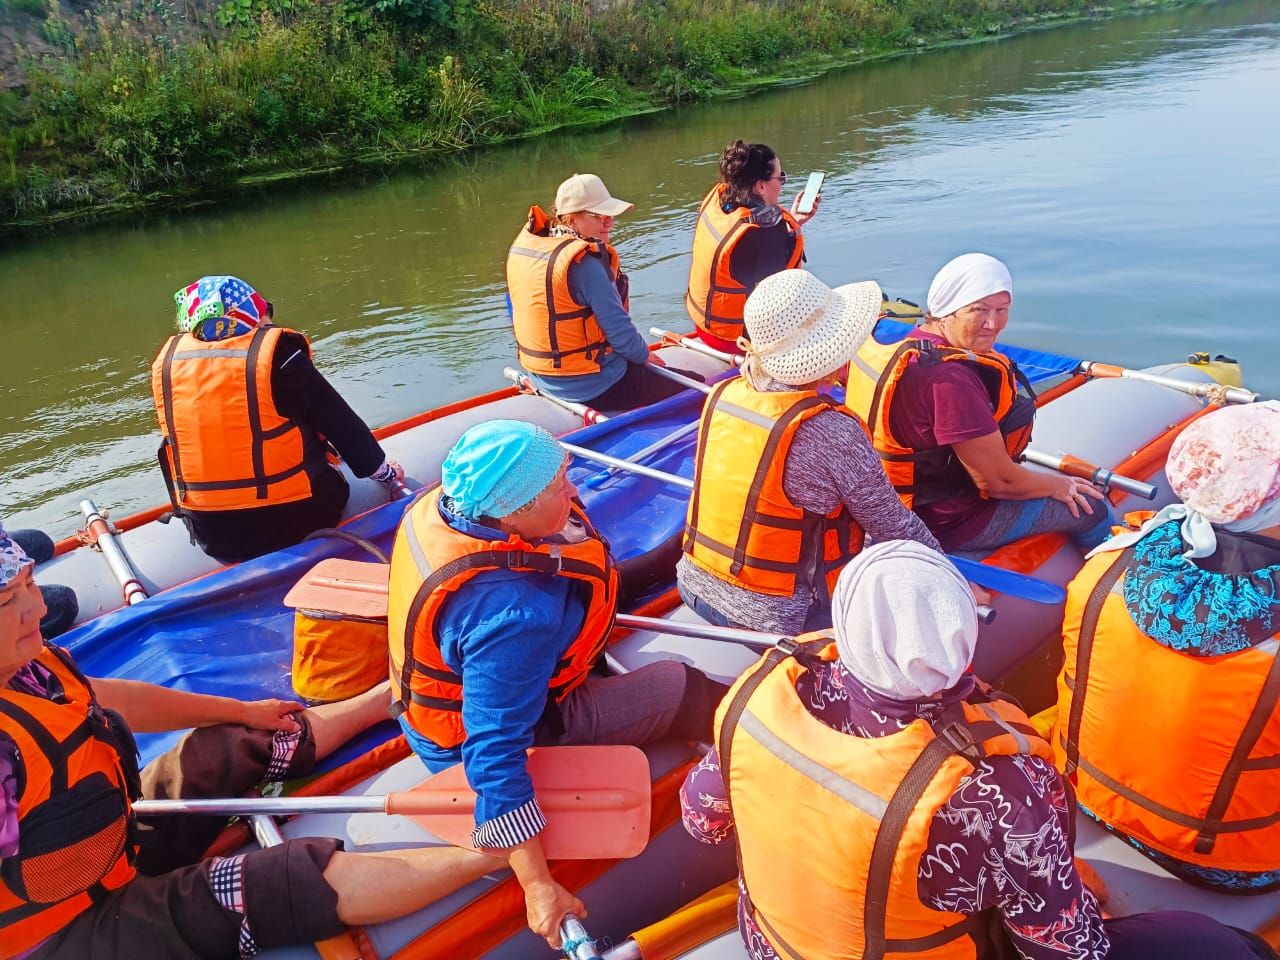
[554,173,635,217]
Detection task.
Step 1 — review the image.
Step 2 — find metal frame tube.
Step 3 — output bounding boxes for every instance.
[79,499,148,606]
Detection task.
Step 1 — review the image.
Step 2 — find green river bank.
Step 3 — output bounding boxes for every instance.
[0,0,1196,237]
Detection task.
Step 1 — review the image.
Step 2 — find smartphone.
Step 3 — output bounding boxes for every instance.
[796,171,825,215]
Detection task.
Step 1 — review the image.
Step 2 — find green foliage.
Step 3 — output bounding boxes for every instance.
[2,0,1110,227]
[0,0,48,18]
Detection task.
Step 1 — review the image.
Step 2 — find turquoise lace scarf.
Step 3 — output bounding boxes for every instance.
[1124,521,1280,656]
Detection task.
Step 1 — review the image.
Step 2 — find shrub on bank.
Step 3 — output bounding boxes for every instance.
[2,0,1105,228]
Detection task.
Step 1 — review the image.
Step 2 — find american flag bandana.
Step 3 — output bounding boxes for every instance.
[174,276,271,342]
[0,520,33,589]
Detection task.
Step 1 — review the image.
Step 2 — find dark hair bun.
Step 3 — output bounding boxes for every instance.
[719,139,777,205]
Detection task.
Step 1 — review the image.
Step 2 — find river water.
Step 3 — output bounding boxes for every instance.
[3,1,1278,532]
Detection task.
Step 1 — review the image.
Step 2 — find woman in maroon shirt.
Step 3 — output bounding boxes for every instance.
[889,253,1111,552]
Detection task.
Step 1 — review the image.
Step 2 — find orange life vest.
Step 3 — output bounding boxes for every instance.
[685,185,804,343]
[150,325,331,512]
[0,645,141,957]
[1054,547,1280,872]
[845,333,1036,510]
[683,378,865,599]
[507,206,629,378]
[717,637,1051,960]
[387,486,619,748]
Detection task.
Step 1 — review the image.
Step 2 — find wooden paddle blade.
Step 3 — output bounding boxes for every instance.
[283,558,390,618]
[396,745,652,860]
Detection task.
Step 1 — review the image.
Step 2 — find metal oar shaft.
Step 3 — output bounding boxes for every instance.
[647,362,713,395]
[1079,361,1258,405]
[561,442,694,490]
[560,916,603,960]
[504,367,610,423]
[134,795,390,816]
[651,327,745,367]
[1023,449,1157,501]
[616,613,785,649]
[80,499,147,606]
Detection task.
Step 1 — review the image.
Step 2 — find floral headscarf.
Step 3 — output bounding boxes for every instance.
[174,276,271,342]
[1092,401,1280,561]
[0,521,33,589]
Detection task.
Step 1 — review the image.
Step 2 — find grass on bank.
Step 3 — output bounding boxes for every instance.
[1,0,1128,230]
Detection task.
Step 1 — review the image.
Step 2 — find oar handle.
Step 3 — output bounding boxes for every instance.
[385,788,645,816]
[560,915,602,960]
[1023,449,1157,501]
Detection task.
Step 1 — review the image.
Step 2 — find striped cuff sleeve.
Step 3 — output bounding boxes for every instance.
[472,797,547,850]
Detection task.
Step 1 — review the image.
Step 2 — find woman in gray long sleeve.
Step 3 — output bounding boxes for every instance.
[507,173,695,414]
[678,269,945,635]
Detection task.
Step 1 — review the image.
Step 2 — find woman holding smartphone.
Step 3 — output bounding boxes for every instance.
[685,140,821,353]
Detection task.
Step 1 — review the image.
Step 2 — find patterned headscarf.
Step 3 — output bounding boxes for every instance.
[174,276,271,342]
[0,521,34,589]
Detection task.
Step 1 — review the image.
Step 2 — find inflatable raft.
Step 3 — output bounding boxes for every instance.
[33,323,1273,958]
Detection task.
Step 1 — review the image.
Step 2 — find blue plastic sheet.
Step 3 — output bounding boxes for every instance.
[63,390,708,768]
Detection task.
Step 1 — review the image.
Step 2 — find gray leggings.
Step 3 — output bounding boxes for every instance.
[958,495,1114,553]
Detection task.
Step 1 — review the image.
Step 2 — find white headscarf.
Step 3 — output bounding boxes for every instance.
[926,253,1013,319]
[831,541,979,700]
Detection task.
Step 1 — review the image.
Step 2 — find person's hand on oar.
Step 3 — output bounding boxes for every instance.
[509,835,587,948]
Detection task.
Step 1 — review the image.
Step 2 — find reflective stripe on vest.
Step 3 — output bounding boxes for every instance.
[845,335,1035,510]
[683,379,865,598]
[1055,548,1280,868]
[684,185,804,342]
[0,646,138,957]
[386,486,619,748]
[507,205,626,377]
[715,637,1050,960]
[150,325,324,511]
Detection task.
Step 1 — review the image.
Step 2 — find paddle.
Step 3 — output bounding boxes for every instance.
[505,367,610,424]
[1077,360,1258,405]
[133,745,652,860]
[585,420,701,489]
[559,447,1065,606]
[1022,448,1157,501]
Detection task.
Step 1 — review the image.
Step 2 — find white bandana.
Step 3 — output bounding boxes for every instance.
[831,541,978,700]
[926,252,1013,319]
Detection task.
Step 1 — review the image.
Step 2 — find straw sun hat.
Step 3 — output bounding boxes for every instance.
[742,269,883,386]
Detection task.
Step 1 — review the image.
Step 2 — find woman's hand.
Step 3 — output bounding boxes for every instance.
[238,698,305,733]
[647,352,668,367]
[1050,475,1105,519]
[524,878,586,949]
[790,190,822,227]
